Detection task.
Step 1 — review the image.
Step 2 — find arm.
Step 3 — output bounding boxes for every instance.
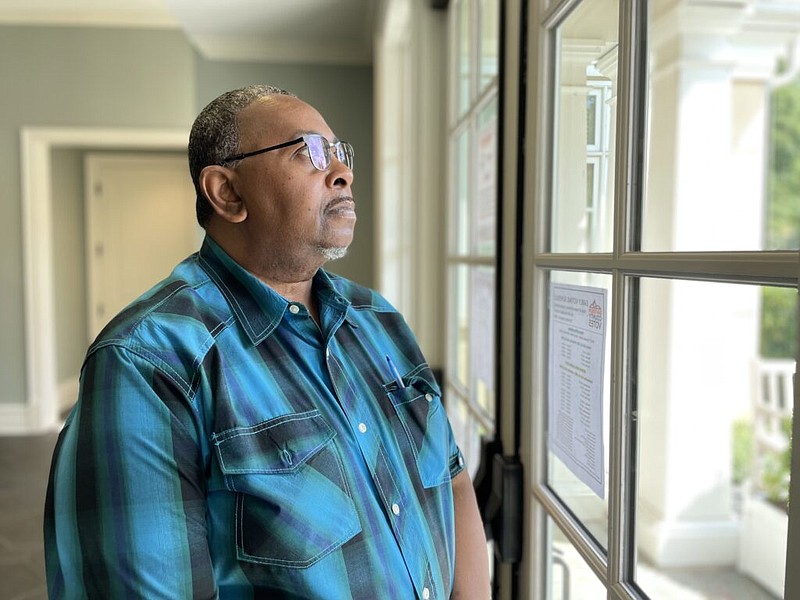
[45,346,216,599]
[450,469,491,599]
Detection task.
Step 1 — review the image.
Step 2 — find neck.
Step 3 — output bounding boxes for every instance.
[206,228,322,322]
[208,225,324,286]
[273,278,320,324]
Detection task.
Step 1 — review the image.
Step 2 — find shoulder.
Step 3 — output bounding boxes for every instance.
[87,254,232,369]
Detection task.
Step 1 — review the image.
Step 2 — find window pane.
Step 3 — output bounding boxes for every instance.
[446,263,496,477]
[452,128,471,254]
[547,270,612,551]
[548,515,607,598]
[642,4,800,251]
[551,0,618,253]
[447,390,492,479]
[446,263,496,419]
[767,76,800,250]
[448,264,470,388]
[636,278,795,599]
[474,97,498,256]
[469,265,495,418]
[479,0,499,91]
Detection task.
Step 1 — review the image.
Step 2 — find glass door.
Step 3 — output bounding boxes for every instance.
[520,0,800,598]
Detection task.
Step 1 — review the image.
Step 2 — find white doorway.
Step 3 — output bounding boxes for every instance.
[15,127,189,434]
[84,153,199,341]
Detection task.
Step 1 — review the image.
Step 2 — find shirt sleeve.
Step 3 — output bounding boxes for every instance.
[44,345,217,599]
[449,446,466,480]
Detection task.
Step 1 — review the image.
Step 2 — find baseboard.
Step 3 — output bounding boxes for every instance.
[0,404,31,434]
[0,403,61,435]
[0,381,72,435]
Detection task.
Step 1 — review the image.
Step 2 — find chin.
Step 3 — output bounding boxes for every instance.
[319,246,348,261]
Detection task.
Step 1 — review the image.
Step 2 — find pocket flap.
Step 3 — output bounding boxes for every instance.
[212,410,334,475]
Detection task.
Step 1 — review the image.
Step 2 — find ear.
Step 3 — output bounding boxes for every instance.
[199,165,248,224]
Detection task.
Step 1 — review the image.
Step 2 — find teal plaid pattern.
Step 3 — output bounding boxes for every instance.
[45,237,464,599]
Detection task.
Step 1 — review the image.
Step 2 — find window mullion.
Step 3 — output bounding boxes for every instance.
[608,0,648,593]
[784,256,800,599]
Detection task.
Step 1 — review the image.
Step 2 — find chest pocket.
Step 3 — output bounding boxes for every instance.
[212,410,361,568]
[385,366,452,488]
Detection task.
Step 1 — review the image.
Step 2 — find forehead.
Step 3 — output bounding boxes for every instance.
[237,95,333,144]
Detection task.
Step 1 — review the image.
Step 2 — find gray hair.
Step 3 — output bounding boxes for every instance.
[188,85,295,227]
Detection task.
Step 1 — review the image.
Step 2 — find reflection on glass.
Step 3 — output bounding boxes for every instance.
[474,97,498,256]
[551,0,618,253]
[547,271,612,551]
[479,0,499,91]
[448,264,470,389]
[636,279,795,599]
[453,128,471,254]
[642,4,800,251]
[548,516,607,599]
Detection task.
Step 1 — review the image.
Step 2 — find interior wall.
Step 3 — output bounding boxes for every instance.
[194,58,375,288]
[50,148,87,381]
[0,25,195,408]
[1,24,375,416]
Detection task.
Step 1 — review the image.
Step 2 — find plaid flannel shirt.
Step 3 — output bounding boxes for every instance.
[45,236,464,599]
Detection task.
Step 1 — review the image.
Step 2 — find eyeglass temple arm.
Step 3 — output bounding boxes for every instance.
[221,137,304,164]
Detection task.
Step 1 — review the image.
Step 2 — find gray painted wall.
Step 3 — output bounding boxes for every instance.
[0,26,195,407]
[0,25,374,409]
[51,148,88,381]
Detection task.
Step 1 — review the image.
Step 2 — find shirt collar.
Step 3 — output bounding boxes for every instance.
[198,236,352,344]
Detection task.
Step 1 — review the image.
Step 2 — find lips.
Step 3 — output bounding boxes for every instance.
[326,196,356,217]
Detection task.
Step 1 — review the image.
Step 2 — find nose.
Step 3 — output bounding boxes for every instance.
[326,155,353,188]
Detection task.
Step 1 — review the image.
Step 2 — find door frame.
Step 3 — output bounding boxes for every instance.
[15,127,187,434]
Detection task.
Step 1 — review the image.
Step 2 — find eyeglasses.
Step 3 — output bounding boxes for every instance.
[221,133,354,171]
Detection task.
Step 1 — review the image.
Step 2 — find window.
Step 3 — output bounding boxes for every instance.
[523,0,800,599]
[446,0,500,476]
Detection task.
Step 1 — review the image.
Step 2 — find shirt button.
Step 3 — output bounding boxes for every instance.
[391,503,400,516]
[288,304,300,314]
[425,393,433,402]
[358,422,367,434]
[423,587,430,599]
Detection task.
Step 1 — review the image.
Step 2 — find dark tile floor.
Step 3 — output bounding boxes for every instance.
[0,433,58,600]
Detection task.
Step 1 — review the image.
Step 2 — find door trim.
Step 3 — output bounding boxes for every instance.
[17,127,187,434]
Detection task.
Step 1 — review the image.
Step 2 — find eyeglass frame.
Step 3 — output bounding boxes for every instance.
[219,133,354,171]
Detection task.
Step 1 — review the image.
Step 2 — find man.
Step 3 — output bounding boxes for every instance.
[45,85,490,599]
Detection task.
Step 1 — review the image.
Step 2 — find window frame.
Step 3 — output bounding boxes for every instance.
[445,0,501,472]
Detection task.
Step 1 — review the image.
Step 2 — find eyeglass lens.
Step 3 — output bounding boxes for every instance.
[306,135,354,171]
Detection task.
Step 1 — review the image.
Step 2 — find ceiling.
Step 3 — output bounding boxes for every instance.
[0,0,377,64]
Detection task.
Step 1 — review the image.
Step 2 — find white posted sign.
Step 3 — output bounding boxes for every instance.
[548,283,607,498]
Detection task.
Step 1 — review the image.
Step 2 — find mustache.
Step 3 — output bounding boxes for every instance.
[326,195,355,209]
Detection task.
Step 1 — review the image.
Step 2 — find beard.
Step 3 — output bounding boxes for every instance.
[318,246,348,261]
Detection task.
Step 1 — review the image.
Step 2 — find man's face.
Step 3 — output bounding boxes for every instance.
[230,95,356,279]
